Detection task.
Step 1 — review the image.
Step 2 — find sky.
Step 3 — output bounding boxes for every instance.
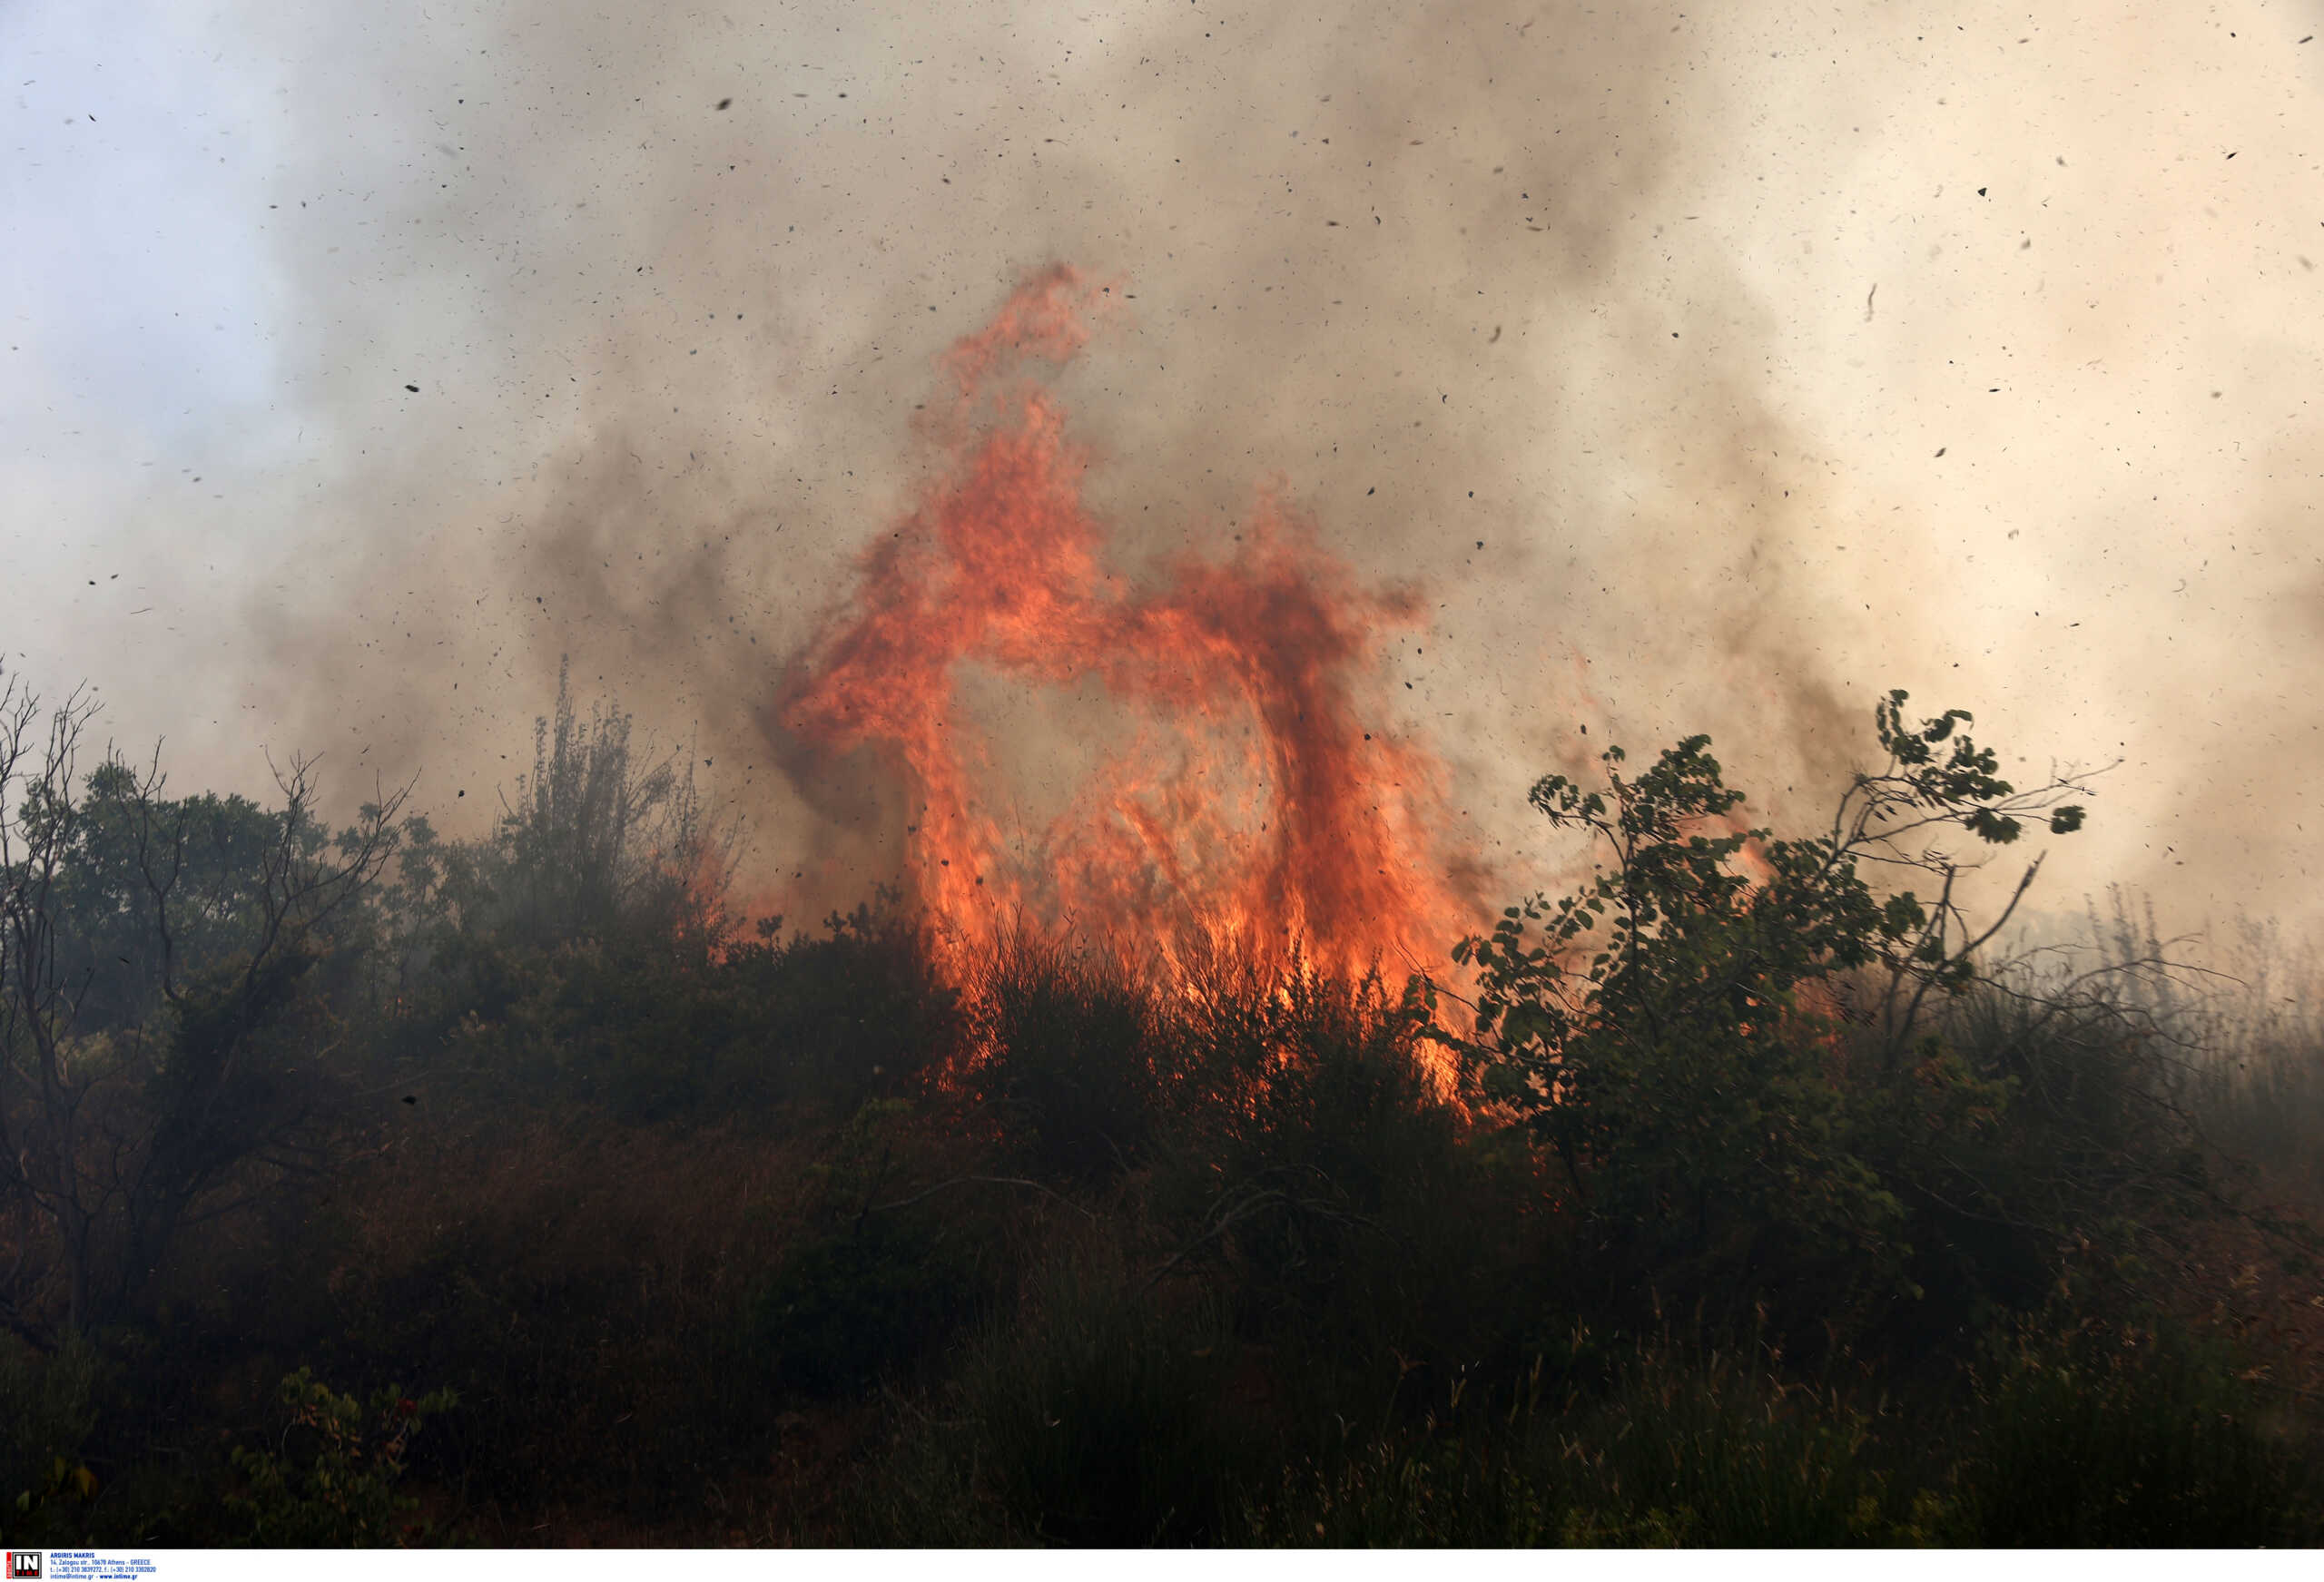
[5,0,2323,944]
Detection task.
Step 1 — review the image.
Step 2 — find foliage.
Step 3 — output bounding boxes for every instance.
[966,932,1163,1183]
[1244,1339,1944,1548]
[0,663,403,1336]
[19,759,289,1037]
[0,657,2315,1547]
[1955,1309,2320,1544]
[225,1368,455,1547]
[746,1217,982,1398]
[374,658,735,974]
[737,1098,985,1397]
[411,892,957,1125]
[0,1333,100,1540]
[903,1251,1244,1547]
[1446,693,2098,1316]
[1142,953,1523,1386]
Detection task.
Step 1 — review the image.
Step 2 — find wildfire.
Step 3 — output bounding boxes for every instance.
[773,266,1480,987]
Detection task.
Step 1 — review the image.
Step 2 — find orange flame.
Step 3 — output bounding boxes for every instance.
[773,267,1480,988]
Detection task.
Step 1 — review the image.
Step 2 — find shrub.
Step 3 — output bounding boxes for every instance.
[226,1368,455,1546]
[1450,693,2110,1334]
[1246,1338,1942,1547]
[1955,1313,2321,1545]
[0,1334,101,1540]
[412,893,959,1127]
[966,932,1162,1183]
[947,1253,1242,1545]
[746,1216,983,1398]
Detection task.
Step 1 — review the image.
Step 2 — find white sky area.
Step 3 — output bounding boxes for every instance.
[5,0,2323,946]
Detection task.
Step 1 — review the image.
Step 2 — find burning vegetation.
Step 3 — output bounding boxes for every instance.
[774,266,1475,988]
[1,279,2322,1547]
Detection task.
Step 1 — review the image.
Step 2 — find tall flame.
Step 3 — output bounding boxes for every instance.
[773,266,1479,983]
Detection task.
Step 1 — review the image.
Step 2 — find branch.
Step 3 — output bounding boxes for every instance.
[868,1174,1097,1222]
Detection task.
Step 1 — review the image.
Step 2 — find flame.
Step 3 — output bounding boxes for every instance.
[772,266,1480,988]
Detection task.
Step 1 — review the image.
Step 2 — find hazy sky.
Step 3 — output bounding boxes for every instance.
[6,0,2322,940]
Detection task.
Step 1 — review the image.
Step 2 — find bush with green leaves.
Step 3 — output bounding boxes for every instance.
[1,665,404,1338]
[225,1368,455,1547]
[0,1334,100,1541]
[1954,1310,2320,1544]
[1142,954,1528,1394]
[747,1217,984,1398]
[1244,1338,1948,1548]
[373,659,734,967]
[965,931,1165,1184]
[399,890,959,1127]
[859,1251,1244,1547]
[741,1098,993,1398]
[1447,692,2100,1322]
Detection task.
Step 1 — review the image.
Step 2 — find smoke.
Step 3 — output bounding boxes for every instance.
[18,0,2324,940]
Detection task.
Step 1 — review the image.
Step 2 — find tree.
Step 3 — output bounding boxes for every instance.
[1447,692,2100,1305]
[375,659,738,973]
[0,664,406,1338]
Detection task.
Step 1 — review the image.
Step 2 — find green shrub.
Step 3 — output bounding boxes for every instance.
[1443,694,2239,1350]
[851,1250,1246,1546]
[960,1255,1241,1545]
[1956,1315,2321,1545]
[226,1368,455,1546]
[967,933,1162,1183]
[1145,957,1536,1408]
[413,895,958,1127]
[724,898,960,1115]
[746,1216,983,1398]
[0,1334,101,1541]
[1247,1340,1942,1548]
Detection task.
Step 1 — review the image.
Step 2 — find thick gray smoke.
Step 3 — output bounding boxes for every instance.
[10,0,2322,939]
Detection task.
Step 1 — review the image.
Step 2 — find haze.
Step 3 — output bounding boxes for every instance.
[6,0,2319,940]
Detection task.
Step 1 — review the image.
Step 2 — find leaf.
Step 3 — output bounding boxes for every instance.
[1965,808,2021,844]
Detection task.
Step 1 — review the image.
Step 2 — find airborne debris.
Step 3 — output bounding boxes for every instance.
[716,97,733,110]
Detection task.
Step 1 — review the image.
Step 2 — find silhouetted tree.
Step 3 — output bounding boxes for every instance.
[377,660,738,974]
[0,663,405,1338]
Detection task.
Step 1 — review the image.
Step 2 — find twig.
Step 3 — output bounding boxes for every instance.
[868,1174,1096,1222]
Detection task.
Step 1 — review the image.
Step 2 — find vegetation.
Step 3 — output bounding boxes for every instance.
[0,658,2318,1547]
